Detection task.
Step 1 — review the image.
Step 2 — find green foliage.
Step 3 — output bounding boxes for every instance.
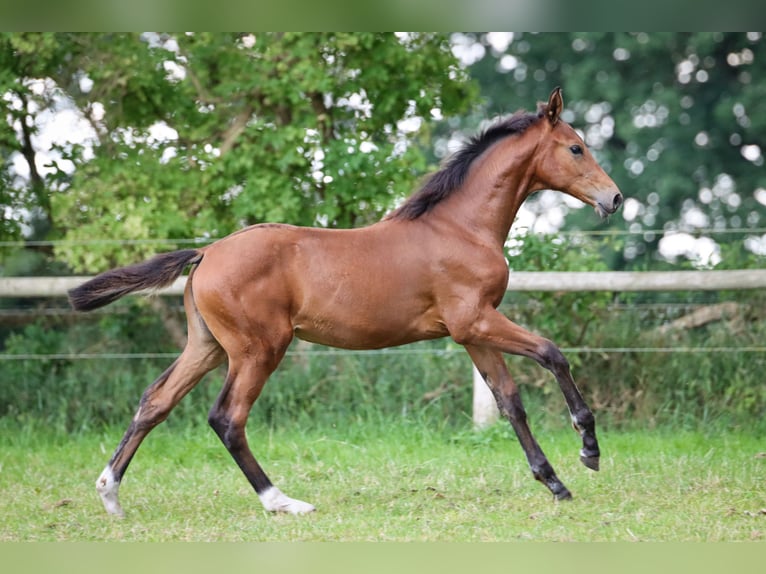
[574,291,766,432]
[0,336,474,433]
[1,234,763,436]
[1,33,764,438]
[503,232,614,367]
[0,298,180,431]
[463,32,766,268]
[0,32,476,270]
[495,234,765,433]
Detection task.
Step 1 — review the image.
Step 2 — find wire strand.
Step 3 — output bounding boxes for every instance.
[0,300,726,318]
[3,227,766,248]
[1,346,765,361]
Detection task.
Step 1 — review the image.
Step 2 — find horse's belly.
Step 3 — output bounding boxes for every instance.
[292,304,447,350]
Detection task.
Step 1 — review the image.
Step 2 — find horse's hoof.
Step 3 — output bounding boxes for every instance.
[580,454,600,471]
[555,487,573,501]
[259,486,316,515]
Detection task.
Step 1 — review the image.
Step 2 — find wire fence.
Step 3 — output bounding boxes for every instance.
[2,228,764,363]
[0,299,746,317]
[2,345,766,362]
[2,226,766,249]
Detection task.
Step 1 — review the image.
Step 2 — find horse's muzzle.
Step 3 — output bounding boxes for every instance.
[596,191,623,218]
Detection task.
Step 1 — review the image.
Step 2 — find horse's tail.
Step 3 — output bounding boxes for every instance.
[68,249,203,312]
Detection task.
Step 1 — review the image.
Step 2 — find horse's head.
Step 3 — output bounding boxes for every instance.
[532,87,623,218]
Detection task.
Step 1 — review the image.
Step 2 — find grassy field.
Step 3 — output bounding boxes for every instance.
[1,419,764,541]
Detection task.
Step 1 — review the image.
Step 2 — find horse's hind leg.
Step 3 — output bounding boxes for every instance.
[96,321,225,516]
[207,337,315,515]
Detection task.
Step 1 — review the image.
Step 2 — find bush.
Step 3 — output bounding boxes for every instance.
[0,298,475,431]
[1,235,764,435]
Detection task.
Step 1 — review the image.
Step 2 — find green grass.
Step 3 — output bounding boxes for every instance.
[1,420,764,541]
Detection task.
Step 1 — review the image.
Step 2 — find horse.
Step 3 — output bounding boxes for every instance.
[68,87,622,516]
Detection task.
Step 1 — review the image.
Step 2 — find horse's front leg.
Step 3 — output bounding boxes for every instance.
[453,307,600,473]
[541,341,601,470]
[465,344,572,500]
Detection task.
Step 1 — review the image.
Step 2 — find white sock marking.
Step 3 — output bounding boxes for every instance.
[96,465,125,517]
[259,486,315,514]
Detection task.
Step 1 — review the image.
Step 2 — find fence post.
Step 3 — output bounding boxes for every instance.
[472,364,499,428]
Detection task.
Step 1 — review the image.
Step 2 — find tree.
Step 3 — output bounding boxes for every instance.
[0,32,476,271]
[458,32,766,268]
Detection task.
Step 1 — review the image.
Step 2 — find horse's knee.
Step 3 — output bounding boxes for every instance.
[537,340,570,373]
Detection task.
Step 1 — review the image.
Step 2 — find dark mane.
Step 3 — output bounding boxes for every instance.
[386,110,543,221]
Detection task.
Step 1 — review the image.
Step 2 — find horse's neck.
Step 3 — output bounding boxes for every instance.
[446,142,536,247]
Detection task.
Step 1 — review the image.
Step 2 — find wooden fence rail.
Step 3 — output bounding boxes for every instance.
[2,269,765,427]
[2,269,766,298]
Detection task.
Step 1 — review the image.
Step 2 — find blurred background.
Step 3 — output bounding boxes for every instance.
[1,33,764,433]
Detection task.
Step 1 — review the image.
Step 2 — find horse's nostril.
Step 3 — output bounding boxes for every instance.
[613,193,623,211]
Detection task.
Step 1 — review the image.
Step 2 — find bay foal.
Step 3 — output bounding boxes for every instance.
[69,88,622,516]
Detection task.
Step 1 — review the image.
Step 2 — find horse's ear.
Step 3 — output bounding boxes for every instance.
[544,87,563,125]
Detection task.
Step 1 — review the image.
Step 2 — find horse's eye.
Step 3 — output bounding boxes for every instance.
[570,144,583,155]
